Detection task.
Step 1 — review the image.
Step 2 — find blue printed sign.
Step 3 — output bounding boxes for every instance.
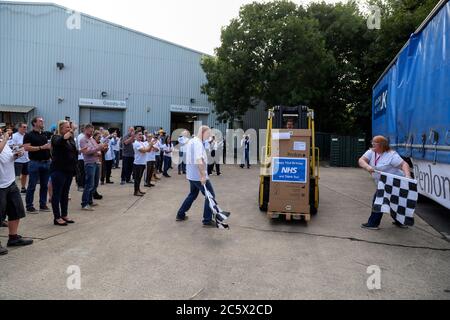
[272,157,308,183]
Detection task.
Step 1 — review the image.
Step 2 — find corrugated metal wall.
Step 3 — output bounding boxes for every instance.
[0,2,227,134]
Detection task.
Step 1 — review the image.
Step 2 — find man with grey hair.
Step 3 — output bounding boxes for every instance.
[176,126,216,227]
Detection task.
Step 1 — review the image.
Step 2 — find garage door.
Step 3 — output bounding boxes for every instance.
[90,108,124,123]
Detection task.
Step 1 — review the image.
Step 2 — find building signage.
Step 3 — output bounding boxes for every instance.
[79,98,127,109]
[170,105,210,114]
[373,85,388,119]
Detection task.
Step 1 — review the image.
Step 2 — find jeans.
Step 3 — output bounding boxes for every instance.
[76,159,85,188]
[50,171,73,219]
[145,161,156,185]
[163,156,172,175]
[208,162,221,175]
[82,163,99,207]
[177,180,215,224]
[121,156,134,182]
[114,151,120,168]
[26,160,50,209]
[133,164,146,193]
[155,155,161,173]
[104,160,114,182]
[178,152,186,174]
[367,192,400,227]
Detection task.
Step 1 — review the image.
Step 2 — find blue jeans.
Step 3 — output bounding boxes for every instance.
[50,171,73,219]
[163,156,172,175]
[114,151,120,168]
[82,163,99,207]
[26,160,50,209]
[177,180,215,224]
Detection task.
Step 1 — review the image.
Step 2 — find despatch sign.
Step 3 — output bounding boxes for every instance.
[79,98,127,109]
[271,157,308,184]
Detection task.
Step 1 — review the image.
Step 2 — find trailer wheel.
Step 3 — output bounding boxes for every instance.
[259,176,270,212]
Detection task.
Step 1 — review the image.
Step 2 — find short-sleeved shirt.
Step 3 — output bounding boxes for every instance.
[146,141,157,162]
[0,142,16,188]
[186,137,208,182]
[162,143,173,158]
[23,130,51,161]
[122,134,135,157]
[362,149,404,184]
[9,132,29,164]
[133,141,147,165]
[76,133,85,161]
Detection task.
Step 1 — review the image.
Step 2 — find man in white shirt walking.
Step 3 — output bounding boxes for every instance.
[176,126,216,227]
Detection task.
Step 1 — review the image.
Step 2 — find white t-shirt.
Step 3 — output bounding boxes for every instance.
[186,137,208,182]
[0,142,16,188]
[9,132,29,163]
[178,136,189,153]
[113,137,121,151]
[133,141,147,165]
[77,133,85,161]
[362,149,404,184]
[146,140,157,162]
[162,143,174,158]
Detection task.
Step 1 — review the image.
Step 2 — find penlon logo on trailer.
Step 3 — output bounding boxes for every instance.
[413,159,450,209]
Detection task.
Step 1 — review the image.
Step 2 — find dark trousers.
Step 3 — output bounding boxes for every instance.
[114,151,120,168]
[104,160,114,182]
[163,156,172,175]
[100,153,106,183]
[81,163,99,207]
[50,171,73,219]
[155,155,161,173]
[133,164,146,193]
[145,161,156,185]
[177,180,215,224]
[367,192,401,227]
[158,151,164,172]
[121,156,134,182]
[76,159,85,188]
[26,160,50,209]
[208,163,221,175]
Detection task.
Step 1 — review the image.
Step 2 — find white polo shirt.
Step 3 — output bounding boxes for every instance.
[9,132,29,164]
[133,141,147,165]
[362,149,404,184]
[0,142,16,188]
[185,137,208,182]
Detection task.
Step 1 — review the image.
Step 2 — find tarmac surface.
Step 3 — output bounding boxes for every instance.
[1,165,449,300]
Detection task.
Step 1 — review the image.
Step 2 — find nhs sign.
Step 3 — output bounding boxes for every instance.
[272,157,308,184]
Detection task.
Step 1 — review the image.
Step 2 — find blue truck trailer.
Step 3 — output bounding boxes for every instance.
[372,0,450,209]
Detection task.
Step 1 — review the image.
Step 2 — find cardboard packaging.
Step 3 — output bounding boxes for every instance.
[268,129,311,214]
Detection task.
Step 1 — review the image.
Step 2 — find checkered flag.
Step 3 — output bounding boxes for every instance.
[373,171,418,226]
[204,186,231,230]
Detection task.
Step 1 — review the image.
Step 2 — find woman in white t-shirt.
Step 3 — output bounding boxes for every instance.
[358,135,412,230]
[162,136,174,178]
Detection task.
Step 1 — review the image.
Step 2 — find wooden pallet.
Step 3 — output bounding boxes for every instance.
[268,211,311,222]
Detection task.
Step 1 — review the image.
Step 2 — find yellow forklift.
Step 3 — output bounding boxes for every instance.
[259,106,320,216]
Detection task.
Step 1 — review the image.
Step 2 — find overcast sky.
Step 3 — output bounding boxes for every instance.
[11,0,343,55]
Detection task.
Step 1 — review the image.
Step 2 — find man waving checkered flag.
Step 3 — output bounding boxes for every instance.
[372,171,419,226]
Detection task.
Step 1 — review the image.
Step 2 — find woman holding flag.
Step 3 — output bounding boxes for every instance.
[359,135,412,230]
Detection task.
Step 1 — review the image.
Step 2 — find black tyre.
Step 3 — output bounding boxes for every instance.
[259,176,270,212]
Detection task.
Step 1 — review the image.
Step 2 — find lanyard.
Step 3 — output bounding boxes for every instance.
[374,153,382,166]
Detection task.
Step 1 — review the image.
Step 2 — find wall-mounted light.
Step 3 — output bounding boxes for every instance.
[57,97,65,103]
[101,91,108,98]
[56,62,65,70]
[190,98,196,104]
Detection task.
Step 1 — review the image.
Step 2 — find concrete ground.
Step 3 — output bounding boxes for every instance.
[1,165,449,300]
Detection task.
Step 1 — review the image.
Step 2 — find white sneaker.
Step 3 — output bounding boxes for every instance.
[82,206,94,211]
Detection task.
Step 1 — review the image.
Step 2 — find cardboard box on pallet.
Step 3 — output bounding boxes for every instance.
[268,129,311,214]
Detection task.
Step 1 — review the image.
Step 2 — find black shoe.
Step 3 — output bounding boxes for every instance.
[106,181,114,184]
[54,219,68,226]
[127,181,134,184]
[361,223,380,230]
[62,218,75,224]
[203,221,216,228]
[21,188,27,194]
[27,207,38,214]
[176,216,189,222]
[40,206,51,212]
[93,193,103,200]
[392,221,408,229]
[163,174,171,178]
[240,165,244,168]
[7,236,34,247]
[0,244,8,256]
[217,173,221,176]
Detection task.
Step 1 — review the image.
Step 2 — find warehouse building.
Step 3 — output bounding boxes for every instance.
[0,1,228,135]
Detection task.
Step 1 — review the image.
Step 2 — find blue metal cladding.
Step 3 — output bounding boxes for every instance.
[0,2,228,134]
[372,0,450,164]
